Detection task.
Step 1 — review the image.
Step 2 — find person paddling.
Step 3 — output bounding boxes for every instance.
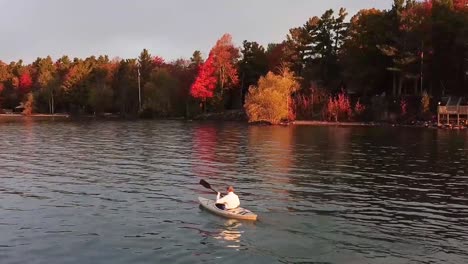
[215,186,240,210]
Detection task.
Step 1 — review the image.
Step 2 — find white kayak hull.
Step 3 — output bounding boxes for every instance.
[198,197,258,221]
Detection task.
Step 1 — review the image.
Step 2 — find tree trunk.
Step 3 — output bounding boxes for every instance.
[48,95,52,114]
[51,92,54,114]
[398,74,403,96]
[219,67,225,97]
[414,78,418,95]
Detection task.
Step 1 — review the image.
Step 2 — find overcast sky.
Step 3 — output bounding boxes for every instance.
[0,0,391,63]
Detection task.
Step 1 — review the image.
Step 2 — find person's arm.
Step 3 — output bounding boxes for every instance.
[216,193,227,204]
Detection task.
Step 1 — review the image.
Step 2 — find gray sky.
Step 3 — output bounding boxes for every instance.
[0,0,391,63]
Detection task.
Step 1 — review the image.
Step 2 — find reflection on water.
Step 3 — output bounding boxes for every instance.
[214,219,242,248]
[247,126,293,200]
[191,125,218,178]
[0,121,467,264]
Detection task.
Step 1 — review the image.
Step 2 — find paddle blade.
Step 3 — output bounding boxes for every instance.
[199,179,211,189]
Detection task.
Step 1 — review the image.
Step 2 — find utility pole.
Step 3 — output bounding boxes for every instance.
[420,41,424,95]
[137,62,141,111]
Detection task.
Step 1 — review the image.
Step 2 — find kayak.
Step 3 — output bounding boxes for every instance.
[198,197,258,221]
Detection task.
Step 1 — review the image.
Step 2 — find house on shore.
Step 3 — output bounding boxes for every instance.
[14,103,25,113]
[437,96,468,127]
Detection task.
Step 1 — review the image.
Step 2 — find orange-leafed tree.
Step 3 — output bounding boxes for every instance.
[0,83,4,108]
[210,34,240,96]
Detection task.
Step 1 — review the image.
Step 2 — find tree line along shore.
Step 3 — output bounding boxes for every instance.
[1,1,467,127]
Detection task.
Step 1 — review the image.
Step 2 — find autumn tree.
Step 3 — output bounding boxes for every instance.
[0,61,23,109]
[153,56,165,68]
[0,61,11,109]
[430,0,468,96]
[18,70,33,95]
[22,93,34,115]
[113,59,139,116]
[169,57,198,117]
[34,56,57,114]
[143,67,179,116]
[61,57,96,113]
[208,34,240,109]
[188,34,241,111]
[326,90,352,122]
[138,49,154,83]
[375,0,431,97]
[0,4,465,120]
[178,51,205,116]
[88,56,116,114]
[265,43,290,74]
[244,69,300,124]
[190,55,217,112]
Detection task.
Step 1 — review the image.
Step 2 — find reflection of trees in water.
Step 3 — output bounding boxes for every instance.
[291,127,352,169]
[247,126,293,193]
[191,125,218,178]
[191,123,245,180]
[215,124,247,174]
[287,127,468,224]
[23,117,35,145]
[288,127,353,202]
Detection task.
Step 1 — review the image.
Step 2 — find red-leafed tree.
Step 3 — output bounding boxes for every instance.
[266,43,288,74]
[18,71,33,95]
[189,34,240,112]
[153,56,165,67]
[190,55,217,112]
[400,1,432,33]
[326,90,352,122]
[454,0,467,10]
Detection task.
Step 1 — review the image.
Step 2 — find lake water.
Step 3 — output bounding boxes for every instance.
[0,120,467,264]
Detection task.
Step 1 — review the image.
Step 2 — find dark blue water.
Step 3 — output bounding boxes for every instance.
[0,120,467,263]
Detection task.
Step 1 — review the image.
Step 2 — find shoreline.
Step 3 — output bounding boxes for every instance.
[293,120,376,127]
[0,113,70,121]
[292,120,468,130]
[1,113,466,130]
[292,120,433,128]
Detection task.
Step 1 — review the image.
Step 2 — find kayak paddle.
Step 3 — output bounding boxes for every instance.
[199,179,218,194]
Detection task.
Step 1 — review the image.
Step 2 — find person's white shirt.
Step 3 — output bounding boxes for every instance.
[216,191,240,209]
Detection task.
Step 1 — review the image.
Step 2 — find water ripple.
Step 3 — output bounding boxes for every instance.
[0,121,467,263]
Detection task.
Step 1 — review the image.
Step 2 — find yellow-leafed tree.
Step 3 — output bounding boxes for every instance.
[244,69,299,124]
[22,92,34,116]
